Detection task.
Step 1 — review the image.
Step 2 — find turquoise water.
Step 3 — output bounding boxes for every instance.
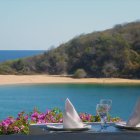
[0,50,45,62]
[0,84,140,121]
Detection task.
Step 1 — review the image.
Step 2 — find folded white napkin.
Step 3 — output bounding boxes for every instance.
[63,98,84,129]
[127,98,140,127]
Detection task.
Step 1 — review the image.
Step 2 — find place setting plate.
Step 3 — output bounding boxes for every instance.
[46,124,92,131]
[115,122,140,131]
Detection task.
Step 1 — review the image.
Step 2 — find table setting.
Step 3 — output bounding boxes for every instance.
[46,98,91,131]
[115,98,140,131]
[29,98,140,134]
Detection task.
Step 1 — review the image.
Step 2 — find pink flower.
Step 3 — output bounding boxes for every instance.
[7,117,15,124]
[20,125,25,130]
[31,117,36,121]
[2,121,9,128]
[31,112,39,118]
[86,114,91,121]
[24,115,28,121]
[59,119,63,123]
[14,126,20,133]
[18,111,24,117]
[18,112,22,117]
[46,109,51,115]
[38,113,45,120]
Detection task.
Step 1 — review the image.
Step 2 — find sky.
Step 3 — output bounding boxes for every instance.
[0,0,140,50]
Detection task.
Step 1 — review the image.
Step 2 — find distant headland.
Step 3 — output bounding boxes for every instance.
[0,21,140,79]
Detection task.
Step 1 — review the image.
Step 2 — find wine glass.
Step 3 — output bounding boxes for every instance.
[96,104,109,131]
[100,99,112,112]
[100,99,112,127]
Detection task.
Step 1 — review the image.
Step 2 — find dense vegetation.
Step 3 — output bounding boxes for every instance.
[0,21,140,78]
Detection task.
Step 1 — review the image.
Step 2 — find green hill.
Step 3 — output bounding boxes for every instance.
[0,21,140,78]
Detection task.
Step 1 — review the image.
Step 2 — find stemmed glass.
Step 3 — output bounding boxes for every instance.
[100,99,112,112]
[100,99,112,128]
[96,104,109,131]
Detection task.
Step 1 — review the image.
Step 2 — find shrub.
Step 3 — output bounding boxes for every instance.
[73,69,87,78]
[0,112,29,135]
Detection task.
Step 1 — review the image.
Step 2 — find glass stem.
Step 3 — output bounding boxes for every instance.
[101,118,104,130]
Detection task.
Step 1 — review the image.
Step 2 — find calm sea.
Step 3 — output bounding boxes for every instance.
[0,50,45,62]
[0,84,140,120]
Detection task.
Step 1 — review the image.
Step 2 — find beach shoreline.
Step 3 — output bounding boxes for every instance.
[0,75,140,85]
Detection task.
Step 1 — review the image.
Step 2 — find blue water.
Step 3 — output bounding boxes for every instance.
[0,50,45,62]
[0,84,140,121]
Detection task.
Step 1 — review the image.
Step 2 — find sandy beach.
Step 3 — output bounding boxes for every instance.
[0,75,140,85]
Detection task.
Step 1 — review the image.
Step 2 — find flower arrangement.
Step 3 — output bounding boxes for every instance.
[0,107,122,135]
[30,107,63,124]
[79,113,100,122]
[0,112,29,135]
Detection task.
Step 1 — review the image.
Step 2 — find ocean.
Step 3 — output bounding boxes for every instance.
[0,50,140,121]
[0,84,140,120]
[0,50,46,62]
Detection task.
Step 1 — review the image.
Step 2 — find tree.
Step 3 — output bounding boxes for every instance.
[102,62,118,77]
[12,59,25,71]
[73,69,87,78]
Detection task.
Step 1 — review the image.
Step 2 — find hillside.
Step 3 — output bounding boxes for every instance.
[0,21,140,78]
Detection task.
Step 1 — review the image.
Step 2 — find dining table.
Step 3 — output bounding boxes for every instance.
[0,123,140,140]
